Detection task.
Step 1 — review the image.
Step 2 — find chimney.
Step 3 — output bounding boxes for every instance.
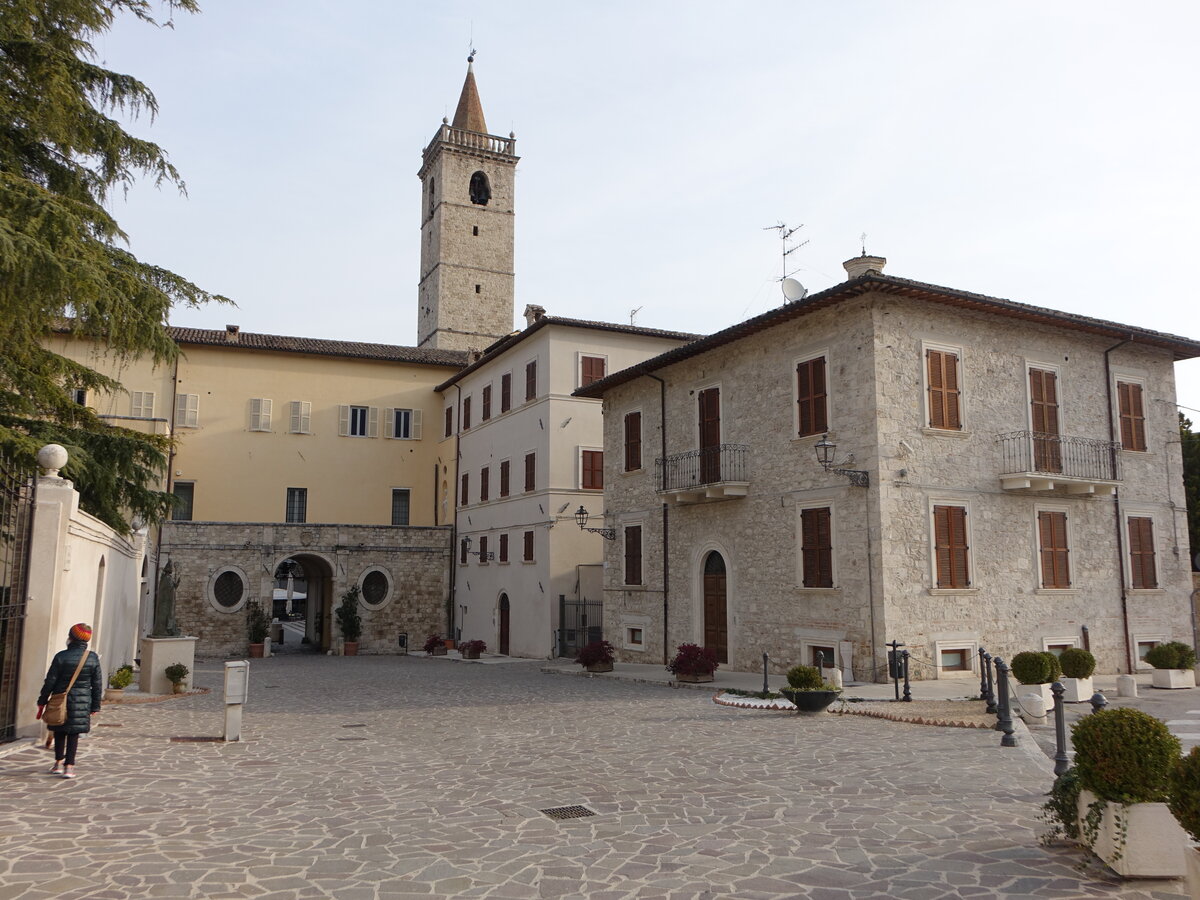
[843,254,887,280]
[523,304,546,327]
[225,324,240,343]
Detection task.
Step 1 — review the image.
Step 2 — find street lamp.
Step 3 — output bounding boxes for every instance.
[460,535,494,561]
[814,434,869,487]
[574,506,616,540]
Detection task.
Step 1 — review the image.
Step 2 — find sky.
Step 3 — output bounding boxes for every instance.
[98,1,1200,415]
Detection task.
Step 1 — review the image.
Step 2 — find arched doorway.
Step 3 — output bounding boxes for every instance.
[702,551,728,664]
[498,594,510,655]
[272,554,334,653]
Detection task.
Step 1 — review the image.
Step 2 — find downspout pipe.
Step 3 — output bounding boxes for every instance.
[1104,337,1134,673]
[644,373,669,665]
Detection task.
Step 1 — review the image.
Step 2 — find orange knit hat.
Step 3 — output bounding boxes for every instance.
[69,623,92,642]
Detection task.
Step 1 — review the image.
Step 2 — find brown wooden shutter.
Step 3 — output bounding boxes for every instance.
[523,530,534,561]
[499,533,508,563]
[1128,516,1157,588]
[444,407,453,438]
[1118,382,1146,451]
[581,356,606,387]
[625,525,643,585]
[1029,368,1061,472]
[480,466,489,502]
[525,360,537,401]
[499,460,510,497]
[933,505,969,589]
[482,385,492,421]
[800,507,833,588]
[1038,511,1071,589]
[796,357,828,437]
[927,350,962,430]
[460,473,469,507]
[462,396,471,430]
[501,373,511,412]
[582,450,603,489]
[624,412,642,471]
[524,452,535,492]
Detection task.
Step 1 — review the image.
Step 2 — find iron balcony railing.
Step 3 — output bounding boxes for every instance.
[996,431,1121,482]
[656,444,750,493]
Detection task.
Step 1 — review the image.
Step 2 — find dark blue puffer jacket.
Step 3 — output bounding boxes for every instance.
[38,642,103,734]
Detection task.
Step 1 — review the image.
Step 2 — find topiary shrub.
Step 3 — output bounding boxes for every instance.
[108,665,133,690]
[1167,746,1200,843]
[1058,648,1095,679]
[1071,707,1181,804]
[786,664,825,691]
[1143,641,1197,671]
[164,662,189,685]
[1011,650,1053,685]
[1043,651,1062,683]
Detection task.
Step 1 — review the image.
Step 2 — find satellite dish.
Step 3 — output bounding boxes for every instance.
[781,277,808,302]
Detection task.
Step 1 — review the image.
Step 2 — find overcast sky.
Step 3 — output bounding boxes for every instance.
[100,1,1200,416]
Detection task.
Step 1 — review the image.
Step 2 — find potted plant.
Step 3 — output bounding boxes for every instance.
[459,639,487,659]
[1144,641,1196,690]
[1167,747,1200,895]
[246,601,269,658]
[423,633,447,656]
[164,662,190,694]
[667,643,719,683]
[575,640,615,673]
[336,586,363,656]
[1058,648,1096,703]
[1072,707,1187,877]
[106,664,133,701]
[779,664,841,714]
[1010,650,1061,707]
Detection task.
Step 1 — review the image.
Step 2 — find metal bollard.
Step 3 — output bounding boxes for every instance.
[978,648,989,701]
[1089,691,1108,714]
[901,649,912,702]
[762,652,769,696]
[983,651,997,715]
[1051,681,1070,776]
[994,657,1017,747]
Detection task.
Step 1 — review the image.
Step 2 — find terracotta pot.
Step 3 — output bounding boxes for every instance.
[104,688,124,702]
[585,661,613,673]
[674,672,714,683]
[343,641,359,656]
[248,643,265,658]
[444,638,456,649]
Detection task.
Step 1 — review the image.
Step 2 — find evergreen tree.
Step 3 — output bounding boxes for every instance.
[0,0,225,531]
[1181,413,1200,571]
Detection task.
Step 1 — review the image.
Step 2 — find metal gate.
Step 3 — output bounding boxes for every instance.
[0,456,36,743]
[557,596,602,658]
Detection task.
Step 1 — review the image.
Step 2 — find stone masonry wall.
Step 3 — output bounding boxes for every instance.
[161,522,451,658]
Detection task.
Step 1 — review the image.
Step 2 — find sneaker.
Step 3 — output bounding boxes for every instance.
[61,767,75,779]
[48,765,62,775]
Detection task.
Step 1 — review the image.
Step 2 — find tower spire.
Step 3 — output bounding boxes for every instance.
[451,51,488,134]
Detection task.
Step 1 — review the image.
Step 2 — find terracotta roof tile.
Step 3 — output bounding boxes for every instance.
[167,327,468,367]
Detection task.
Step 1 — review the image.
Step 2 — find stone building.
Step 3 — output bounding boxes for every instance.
[576,255,1200,680]
[435,305,695,658]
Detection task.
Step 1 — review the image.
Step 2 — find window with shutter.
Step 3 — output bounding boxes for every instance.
[624,525,643,586]
[1038,510,1071,589]
[250,398,273,432]
[460,473,469,507]
[1029,368,1062,472]
[1128,516,1157,588]
[460,539,468,565]
[498,533,509,563]
[624,411,642,472]
[499,459,510,497]
[478,535,489,564]
[523,530,534,562]
[525,360,537,401]
[580,355,607,388]
[462,396,471,430]
[480,466,489,502]
[800,506,833,588]
[131,391,155,418]
[933,505,970,589]
[445,407,453,438]
[524,452,535,492]
[501,373,512,412]
[1117,381,1147,451]
[926,349,962,430]
[482,384,492,421]
[290,401,312,434]
[582,450,603,490]
[796,357,828,437]
[175,393,199,428]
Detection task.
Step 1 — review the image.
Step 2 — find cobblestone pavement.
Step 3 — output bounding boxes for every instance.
[0,656,1189,900]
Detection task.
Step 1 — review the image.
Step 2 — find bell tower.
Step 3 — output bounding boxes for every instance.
[417,55,519,352]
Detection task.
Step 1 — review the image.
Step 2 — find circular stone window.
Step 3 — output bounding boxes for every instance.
[359,567,393,610]
[208,566,249,613]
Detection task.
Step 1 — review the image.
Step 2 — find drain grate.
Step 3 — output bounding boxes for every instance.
[336,737,367,741]
[539,805,596,821]
[96,723,122,727]
[170,736,224,743]
[341,723,367,728]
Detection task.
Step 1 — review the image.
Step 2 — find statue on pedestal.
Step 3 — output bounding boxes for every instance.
[152,559,181,637]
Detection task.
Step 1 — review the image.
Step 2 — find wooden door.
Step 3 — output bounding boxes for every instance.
[1029,368,1061,473]
[702,552,728,664]
[698,387,721,484]
[498,594,510,655]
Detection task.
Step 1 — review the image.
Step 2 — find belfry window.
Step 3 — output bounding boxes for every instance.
[469,171,491,206]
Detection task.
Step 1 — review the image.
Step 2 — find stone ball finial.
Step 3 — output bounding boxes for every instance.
[442,116,449,125]
[37,443,68,477]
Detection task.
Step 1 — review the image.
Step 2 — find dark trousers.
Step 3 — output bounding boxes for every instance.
[53,732,80,765]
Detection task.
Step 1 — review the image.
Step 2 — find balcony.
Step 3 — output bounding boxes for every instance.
[996,431,1122,494]
[655,444,750,504]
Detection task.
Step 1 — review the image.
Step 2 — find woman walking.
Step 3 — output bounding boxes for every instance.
[37,623,103,779]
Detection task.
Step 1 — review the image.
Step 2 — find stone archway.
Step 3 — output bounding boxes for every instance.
[272,554,334,653]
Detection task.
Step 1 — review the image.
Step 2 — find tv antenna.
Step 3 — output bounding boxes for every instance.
[764,221,809,302]
[630,306,643,326]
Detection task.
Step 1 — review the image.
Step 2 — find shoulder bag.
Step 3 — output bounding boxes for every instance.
[43,651,90,727]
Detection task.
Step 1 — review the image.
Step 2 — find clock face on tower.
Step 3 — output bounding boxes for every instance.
[469,171,491,206]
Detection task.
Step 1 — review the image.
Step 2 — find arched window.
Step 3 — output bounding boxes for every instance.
[428,177,435,216]
[469,171,491,206]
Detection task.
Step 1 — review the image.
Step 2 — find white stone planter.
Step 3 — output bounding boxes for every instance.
[1076,790,1188,878]
[1151,668,1196,689]
[1185,846,1200,900]
[1061,676,1093,703]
